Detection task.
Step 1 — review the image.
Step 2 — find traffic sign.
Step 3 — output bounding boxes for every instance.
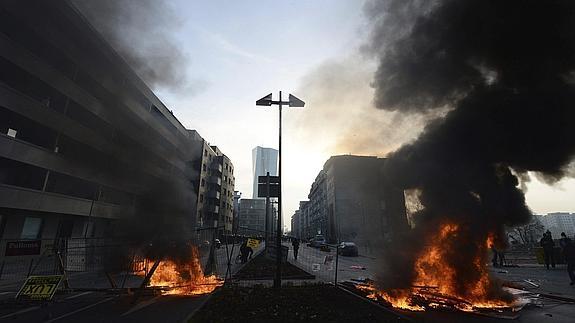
[16,275,63,301]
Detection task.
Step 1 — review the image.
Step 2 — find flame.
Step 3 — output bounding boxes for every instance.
[359,223,513,312]
[144,246,222,295]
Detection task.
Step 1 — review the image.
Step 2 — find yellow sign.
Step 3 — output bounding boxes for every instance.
[16,275,63,301]
[246,238,260,248]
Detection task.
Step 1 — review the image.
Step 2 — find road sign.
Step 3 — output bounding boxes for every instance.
[246,238,260,249]
[257,175,280,197]
[16,275,63,301]
[257,175,280,184]
[258,184,280,197]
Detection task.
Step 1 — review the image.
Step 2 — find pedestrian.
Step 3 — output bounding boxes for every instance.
[292,238,300,260]
[560,232,570,248]
[540,231,556,269]
[490,243,499,267]
[559,233,575,285]
[239,239,253,264]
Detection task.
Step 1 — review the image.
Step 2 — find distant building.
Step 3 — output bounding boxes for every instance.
[539,212,575,238]
[237,198,266,236]
[294,155,408,253]
[291,210,301,239]
[251,146,278,198]
[188,131,235,235]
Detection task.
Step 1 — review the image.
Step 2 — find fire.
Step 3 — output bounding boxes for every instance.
[359,223,513,312]
[144,246,222,295]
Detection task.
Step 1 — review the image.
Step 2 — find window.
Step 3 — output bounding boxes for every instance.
[199,194,203,203]
[201,179,205,187]
[21,217,43,239]
[204,149,207,157]
[202,164,206,172]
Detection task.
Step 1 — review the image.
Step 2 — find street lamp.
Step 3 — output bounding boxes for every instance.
[256,91,305,288]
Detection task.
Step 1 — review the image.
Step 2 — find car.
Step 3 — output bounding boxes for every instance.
[338,242,358,257]
[310,235,326,248]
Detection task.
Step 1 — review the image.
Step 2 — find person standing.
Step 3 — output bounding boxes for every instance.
[559,233,575,285]
[540,231,556,269]
[292,238,300,260]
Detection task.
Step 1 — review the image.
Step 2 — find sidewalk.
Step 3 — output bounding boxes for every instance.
[492,263,575,299]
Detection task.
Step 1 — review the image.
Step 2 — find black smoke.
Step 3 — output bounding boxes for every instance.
[70,0,195,93]
[368,0,575,293]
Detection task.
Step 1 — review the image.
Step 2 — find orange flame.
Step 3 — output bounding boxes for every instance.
[145,246,222,295]
[360,223,513,311]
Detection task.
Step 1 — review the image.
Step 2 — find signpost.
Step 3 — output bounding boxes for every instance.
[16,275,63,301]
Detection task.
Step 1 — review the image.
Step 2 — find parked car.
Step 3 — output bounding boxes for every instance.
[338,242,358,257]
[309,235,326,248]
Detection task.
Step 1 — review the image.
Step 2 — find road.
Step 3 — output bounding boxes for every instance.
[284,243,378,283]
[0,243,260,323]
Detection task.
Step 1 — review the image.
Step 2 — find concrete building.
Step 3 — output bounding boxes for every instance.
[539,212,575,238]
[291,209,301,239]
[0,2,233,260]
[307,170,327,239]
[237,199,266,237]
[251,146,278,198]
[295,155,408,253]
[188,131,235,235]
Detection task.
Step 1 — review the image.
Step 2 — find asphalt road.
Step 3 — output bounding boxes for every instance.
[284,243,378,283]
[0,289,208,323]
[0,243,259,323]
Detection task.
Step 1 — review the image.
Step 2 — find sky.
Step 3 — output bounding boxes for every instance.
[104,0,575,229]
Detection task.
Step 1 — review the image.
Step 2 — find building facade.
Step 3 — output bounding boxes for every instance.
[237,198,266,236]
[188,132,235,235]
[293,155,409,253]
[251,146,278,198]
[0,2,233,261]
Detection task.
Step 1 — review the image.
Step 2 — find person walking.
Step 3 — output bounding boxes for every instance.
[559,233,575,285]
[540,231,556,269]
[239,239,253,264]
[292,238,300,260]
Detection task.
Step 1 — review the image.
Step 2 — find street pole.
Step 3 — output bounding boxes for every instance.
[265,172,270,247]
[255,90,304,289]
[274,91,283,289]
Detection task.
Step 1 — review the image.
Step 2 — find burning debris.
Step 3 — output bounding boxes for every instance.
[143,246,222,295]
[362,0,575,313]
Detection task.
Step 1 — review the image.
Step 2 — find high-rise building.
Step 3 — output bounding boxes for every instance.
[251,146,278,198]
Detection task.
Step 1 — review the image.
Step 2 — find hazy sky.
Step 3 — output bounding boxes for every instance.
[142,0,575,229]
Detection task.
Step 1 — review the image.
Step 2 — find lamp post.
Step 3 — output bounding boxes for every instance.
[256,91,305,288]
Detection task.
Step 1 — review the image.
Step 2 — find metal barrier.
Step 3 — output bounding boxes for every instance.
[284,240,338,284]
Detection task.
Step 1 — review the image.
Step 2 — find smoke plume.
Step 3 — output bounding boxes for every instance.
[368,0,575,292]
[71,0,204,95]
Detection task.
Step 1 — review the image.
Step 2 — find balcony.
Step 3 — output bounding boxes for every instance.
[210,162,223,174]
[207,190,220,199]
[206,205,219,214]
[208,176,222,186]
